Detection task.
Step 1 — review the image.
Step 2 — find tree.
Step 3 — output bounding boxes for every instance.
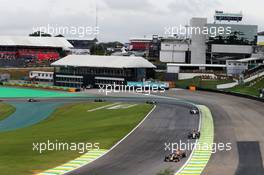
[55,34,64,37]
[90,44,106,55]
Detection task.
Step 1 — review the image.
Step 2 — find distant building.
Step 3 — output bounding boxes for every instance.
[51,55,156,88]
[129,38,152,51]
[161,11,259,80]
[207,23,258,64]
[160,37,190,63]
[148,35,161,59]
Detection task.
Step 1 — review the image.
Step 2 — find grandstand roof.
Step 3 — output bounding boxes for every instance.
[51,55,156,68]
[0,36,73,48]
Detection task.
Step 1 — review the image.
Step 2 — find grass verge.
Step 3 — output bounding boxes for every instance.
[175,77,234,90]
[225,77,264,97]
[0,102,153,175]
[0,103,15,121]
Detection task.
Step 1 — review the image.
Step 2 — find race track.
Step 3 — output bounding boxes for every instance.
[66,103,199,175]
[2,96,200,175]
[1,89,264,175]
[160,89,264,175]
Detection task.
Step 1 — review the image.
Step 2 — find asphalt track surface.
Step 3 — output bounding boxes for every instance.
[159,90,264,175]
[2,89,264,175]
[66,103,199,175]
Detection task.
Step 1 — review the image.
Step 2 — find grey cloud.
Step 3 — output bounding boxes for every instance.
[0,0,262,42]
[101,0,153,11]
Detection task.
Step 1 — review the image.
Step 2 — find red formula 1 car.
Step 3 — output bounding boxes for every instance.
[164,150,187,162]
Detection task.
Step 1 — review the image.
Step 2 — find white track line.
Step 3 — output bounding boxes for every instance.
[87,102,120,112]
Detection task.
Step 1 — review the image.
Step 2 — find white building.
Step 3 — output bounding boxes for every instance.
[160,38,190,63]
[161,11,258,80]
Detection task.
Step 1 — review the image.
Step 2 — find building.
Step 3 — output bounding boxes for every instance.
[207,23,258,64]
[129,38,152,51]
[160,37,190,63]
[0,36,73,67]
[51,55,156,88]
[161,11,259,80]
[148,35,161,59]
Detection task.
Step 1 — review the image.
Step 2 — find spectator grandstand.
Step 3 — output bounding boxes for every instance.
[0,36,73,67]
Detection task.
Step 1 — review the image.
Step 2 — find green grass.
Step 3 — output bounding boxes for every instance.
[0,103,15,121]
[0,102,153,175]
[175,77,234,89]
[226,77,264,97]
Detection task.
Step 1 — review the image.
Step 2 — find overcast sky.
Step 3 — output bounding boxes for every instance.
[0,0,263,42]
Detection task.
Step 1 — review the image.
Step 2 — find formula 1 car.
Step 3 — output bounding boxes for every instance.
[164,150,187,162]
[146,100,157,104]
[27,99,39,102]
[94,99,106,102]
[190,108,199,115]
[188,130,200,139]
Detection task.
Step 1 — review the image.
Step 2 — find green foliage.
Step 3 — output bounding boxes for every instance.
[90,44,106,55]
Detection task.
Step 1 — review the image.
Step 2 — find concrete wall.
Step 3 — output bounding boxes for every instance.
[160,51,185,63]
[167,65,180,73]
